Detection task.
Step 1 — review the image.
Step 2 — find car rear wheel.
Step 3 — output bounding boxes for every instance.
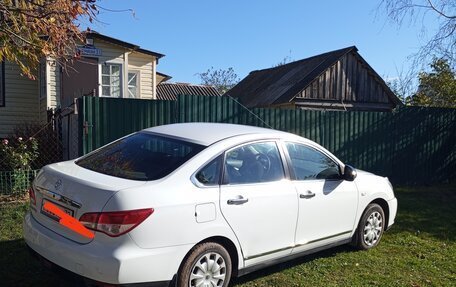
[352,203,385,250]
[177,242,232,287]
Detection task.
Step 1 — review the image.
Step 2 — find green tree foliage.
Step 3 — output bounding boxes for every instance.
[0,0,99,79]
[406,58,456,107]
[197,67,240,94]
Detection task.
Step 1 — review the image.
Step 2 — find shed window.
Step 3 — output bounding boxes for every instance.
[101,64,122,97]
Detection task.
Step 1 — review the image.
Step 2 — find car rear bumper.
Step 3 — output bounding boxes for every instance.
[23,211,190,285]
[26,245,172,287]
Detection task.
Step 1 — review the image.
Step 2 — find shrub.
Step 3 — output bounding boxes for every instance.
[11,123,63,169]
[0,137,39,171]
[0,137,39,193]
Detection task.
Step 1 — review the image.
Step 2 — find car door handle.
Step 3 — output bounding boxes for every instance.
[300,192,315,199]
[227,196,249,205]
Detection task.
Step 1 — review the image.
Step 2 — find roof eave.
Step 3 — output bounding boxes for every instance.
[156,71,172,82]
[87,32,165,59]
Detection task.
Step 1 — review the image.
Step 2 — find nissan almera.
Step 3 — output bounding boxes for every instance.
[23,123,397,287]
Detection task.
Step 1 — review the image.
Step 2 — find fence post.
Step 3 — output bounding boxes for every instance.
[77,97,84,156]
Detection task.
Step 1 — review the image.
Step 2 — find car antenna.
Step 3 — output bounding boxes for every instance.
[224,94,273,129]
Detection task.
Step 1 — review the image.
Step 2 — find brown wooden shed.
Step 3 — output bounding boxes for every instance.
[227,46,402,111]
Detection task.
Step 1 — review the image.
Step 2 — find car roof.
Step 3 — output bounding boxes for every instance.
[142,123,295,146]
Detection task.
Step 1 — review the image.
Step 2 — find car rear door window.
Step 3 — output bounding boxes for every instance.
[285,142,340,180]
[224,142,285,184]
[196,156,222,185]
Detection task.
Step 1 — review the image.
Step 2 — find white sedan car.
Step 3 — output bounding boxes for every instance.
[23,123,397,287]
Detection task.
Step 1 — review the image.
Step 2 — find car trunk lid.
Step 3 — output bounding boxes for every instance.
[31,161,146,244]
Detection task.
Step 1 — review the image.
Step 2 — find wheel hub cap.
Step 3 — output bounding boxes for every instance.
[363,211,383,246]
[189,252,226,287]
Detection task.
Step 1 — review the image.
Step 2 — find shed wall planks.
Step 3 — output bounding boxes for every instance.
[297,52,394,104]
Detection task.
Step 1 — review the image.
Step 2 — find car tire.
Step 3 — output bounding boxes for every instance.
[177,242,232,287]
[352,203,385,250]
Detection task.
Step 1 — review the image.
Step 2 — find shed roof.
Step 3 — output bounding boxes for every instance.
[227,46,401,107]
[156,82,221,101]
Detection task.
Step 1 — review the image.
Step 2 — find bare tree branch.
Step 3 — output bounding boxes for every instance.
[197,67,240,94]
[427,0,456,19]
[378,0,456,98]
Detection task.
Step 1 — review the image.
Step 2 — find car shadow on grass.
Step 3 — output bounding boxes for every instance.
[232,184,456,285]
[0,238,83,286]
[231,244,354,286]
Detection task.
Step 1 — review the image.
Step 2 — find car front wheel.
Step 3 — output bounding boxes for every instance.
[177,242,232,287]
[353,203,385,250]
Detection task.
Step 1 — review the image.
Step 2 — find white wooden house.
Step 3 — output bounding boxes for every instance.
[0,32,167,138]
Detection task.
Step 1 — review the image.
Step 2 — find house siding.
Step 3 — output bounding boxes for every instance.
[129,52,155,99]
[0,35,161,138]
[93,39,125,64]
[0,62,39,137]
[48,60,61,109]
[93,39,156,99]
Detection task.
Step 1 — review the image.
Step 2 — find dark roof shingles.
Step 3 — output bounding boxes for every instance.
[227,46,357,107]
[156,83,221,101]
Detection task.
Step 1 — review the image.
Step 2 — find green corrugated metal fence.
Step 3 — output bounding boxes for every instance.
[79,97,176,154]
[79,95,456,185]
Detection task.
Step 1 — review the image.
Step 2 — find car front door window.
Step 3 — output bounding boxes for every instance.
[285,142,340,180]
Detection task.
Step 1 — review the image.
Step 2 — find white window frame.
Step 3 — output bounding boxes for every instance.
[127,70,140,98]
[100,63,123,98]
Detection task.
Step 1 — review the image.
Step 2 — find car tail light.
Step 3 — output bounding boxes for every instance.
[28,187,36,206]
[79,208,153,237]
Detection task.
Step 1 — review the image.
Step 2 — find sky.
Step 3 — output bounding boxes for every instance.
[92,0,437,84]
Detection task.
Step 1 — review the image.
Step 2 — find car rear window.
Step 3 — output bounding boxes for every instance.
[76,133,205,181]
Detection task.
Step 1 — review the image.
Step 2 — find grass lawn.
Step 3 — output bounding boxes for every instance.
[1,185,455,287]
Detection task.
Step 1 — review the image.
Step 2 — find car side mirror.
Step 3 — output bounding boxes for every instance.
[343,165,357,181]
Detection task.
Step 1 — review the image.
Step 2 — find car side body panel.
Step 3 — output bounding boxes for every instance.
[353,170,397,228]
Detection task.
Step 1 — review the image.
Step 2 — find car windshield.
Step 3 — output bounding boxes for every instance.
[76,132,205,181]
